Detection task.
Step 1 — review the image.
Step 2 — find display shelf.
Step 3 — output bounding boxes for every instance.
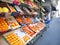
[2,30,25,45]
[0,2,10,13]
[0,17,11,33]
[5,15,21,29]
[0,1,39,16]
[1,0,20,5]
[25,25,45,45]
[1,22,45,45]
[0,0,48,45]
[14,28,31,42]
[0,0,37,6]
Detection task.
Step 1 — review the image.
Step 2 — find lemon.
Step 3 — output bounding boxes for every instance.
[0,7,3,13]
[3,7,9,13]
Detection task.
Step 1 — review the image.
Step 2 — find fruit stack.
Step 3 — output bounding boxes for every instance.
[14,29,30,42]
[6,16,20,29]
[25,0,38,9]
[7,5,16,12]
[27,22,45,32]
[23,35,30,42]
[4,32,25,45]
[0,7,9,13]
[27,24,39,32]
[0,2,9,13]
[30,2,38,9]
[16,17,23,24]
[0,18,8,32]
[16,17,33,24]
[36,22,45,31]
[22,26,35,37]
[23,17,33,24]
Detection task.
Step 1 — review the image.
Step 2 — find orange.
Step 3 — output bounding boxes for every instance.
[23,35,29,42]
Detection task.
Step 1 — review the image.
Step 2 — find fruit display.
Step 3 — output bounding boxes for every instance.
[37,22,45,31]
[25,0,38,9]
[0,1,45,45]
[27,22,45,32]
[0,18,8,32]
[3,7,9,13]
[23,7,32,15]
[27,24,39,32]
[6,16,20,29]
[13,0,20,5]
[0,7,9,13]
[16,17,23,24]
[14,5,24,14]
[24,0,31,5]
[15,16,33,24]
[22,26,35,37]
[23,35,30,42]
[30,2,38,9]
[19,0,24,3]
[9,6,16,12]
[2,0,13,4]
[14,29,30,42]
[3,32,25,45]
[0,2,10,13]
[23,17,33,24]
[7,5,16,12]
[0,7,3,13]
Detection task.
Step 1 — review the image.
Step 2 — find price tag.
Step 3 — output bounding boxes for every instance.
[14,29,26,38]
